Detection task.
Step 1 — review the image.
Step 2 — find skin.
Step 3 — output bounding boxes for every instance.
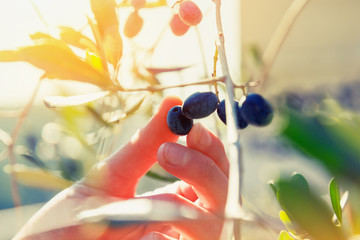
[13,96,229,240]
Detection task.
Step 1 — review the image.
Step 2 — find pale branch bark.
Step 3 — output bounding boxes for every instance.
[214,0,243,239]
[257,0,310,86]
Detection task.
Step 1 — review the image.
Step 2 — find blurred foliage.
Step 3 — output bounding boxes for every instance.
[271,91,360,239]
[1,0,360,239]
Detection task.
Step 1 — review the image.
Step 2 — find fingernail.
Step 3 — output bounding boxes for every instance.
[158,143,189,167]
[140,232,163,240]
[191,123,212,148]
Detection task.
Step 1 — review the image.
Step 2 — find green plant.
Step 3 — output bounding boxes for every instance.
[4,0,352,239]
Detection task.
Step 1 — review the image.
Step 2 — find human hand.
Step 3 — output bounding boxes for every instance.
[14,96,229,240]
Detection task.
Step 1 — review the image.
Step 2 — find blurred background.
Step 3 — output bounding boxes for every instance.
[0,0,360,239]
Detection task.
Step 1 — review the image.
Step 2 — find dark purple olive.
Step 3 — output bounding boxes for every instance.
[182,92,219,119]
[167,106,193,135]
[217,99,249,129]
[241,93,273,126]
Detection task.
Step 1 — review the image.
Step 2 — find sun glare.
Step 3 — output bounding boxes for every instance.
[0,0,221,107]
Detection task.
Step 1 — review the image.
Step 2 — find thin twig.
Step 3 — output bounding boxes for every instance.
[116,77,257,93]
[257,0,310,86]
[29,0,49,30]
[120,76,226,92]
[195,26,209,78]
[8,78,42,207]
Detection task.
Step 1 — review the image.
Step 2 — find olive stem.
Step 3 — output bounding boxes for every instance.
[256,0,310,87]
[119,76,225,92]
[214,0,244,239]
[113,77,257,93]
[8,78,42,208]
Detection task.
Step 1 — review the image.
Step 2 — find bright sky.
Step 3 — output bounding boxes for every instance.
[0,0,240,108]
[0,0,90,107]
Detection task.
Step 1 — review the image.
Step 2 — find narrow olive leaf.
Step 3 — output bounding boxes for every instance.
[30,32,57,41]
[59,26,98,53]
[1,42,114,88]
[107,95,146,123]
[329,177,342,224]
[268,180,278,196]
[87,17,109,72]
[3,164,73,190]
[43,91,110,108]
[146,170,178,182]
[15,145,48,170]
[0,50,22,62]
[85,51,104,72]
[277,180,346,240]
[90,0,118,37]
[340,191,349,210]
[118,0,167,8]
[90,0,122,67]
[279,210,297,237]
[124,95,146,116]
[103,26,123,67]
[145,65,193,75]
[249,44,263,67]
[0,128,12,146]
[290,172,310,193]
[29,33,73,51]
[143,0,167,8]
[278,230,294,240]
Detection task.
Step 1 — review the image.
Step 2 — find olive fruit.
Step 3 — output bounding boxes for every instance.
[182,92,219,119]
[124,10,144,38]
[169,13,190,36]
[217,99,249,129]
[131,0,146,10]
[241,93,273,126]
[167,106,193,135]
[178,0,203,26]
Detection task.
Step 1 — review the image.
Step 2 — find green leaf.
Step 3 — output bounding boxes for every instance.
[329,177,342,224]
[145,65,193,75]
[3,164,73,190]
[90,0,118,37]
[0,50,22,61]
[118,0,168,8]
[0,42,114,89]
[268,180,278,196]
[279,210,297,236]
[278,230,294,240]
[15,145,48,170]
[103,26,123,67]
[146,170,178,182]
[107,95,146,123]
[59,26,98,53]
[248,44,263,67]
[281,108,360,183]
[290,172,310,193]
[277,180,346,240]
[43,91,110,108]
[90,0,122,67]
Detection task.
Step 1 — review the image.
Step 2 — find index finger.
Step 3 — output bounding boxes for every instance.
[83,96,182,197]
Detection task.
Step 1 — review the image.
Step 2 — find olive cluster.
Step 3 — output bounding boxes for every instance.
[167,92,274,135]
[169,0,203,36]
